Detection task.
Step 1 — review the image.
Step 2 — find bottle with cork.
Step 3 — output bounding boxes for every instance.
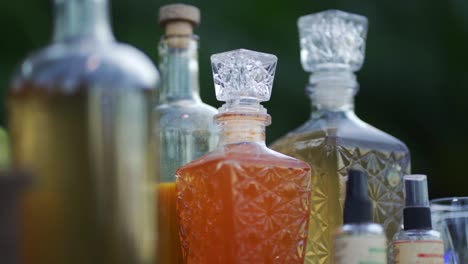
[155,3,218,264]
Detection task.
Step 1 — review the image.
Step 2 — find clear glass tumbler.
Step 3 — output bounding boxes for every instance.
[431,197,468,264]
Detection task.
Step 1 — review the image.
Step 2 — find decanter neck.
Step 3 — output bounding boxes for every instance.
[308,70,358,113]
[52,0,114,43]
[216,113,270,146]
[158,35,201,103]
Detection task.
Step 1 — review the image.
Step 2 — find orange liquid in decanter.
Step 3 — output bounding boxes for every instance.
[177,143,312,264]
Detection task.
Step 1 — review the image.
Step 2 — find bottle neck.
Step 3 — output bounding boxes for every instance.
[158,35,201,103]
[216,113,270,146]
[52,0,114,43]
[308,70,358,115]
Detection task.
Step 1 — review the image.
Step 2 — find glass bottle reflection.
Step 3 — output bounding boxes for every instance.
[8,0,159,263]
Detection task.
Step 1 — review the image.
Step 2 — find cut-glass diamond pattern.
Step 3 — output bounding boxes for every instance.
[273,135,410,264]
[211,49,277,102]
[298,10,368,72]
[177,157,311,263]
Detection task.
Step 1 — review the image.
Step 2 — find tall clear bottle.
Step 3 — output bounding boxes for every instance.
[177,49,312,263]
[154,4,218,264]
[271,10,411,264]
[8,0,159,263]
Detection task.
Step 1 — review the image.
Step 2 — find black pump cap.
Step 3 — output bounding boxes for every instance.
[403,175,432,230]
[343,169,373,224]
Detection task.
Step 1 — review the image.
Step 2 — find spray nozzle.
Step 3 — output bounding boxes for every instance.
[403,174,433,230]
[344,169,373,224]
[404,174,430,208]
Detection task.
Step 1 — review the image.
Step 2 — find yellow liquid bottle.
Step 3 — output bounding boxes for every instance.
[271,10,410,264]
[9,0,159,263]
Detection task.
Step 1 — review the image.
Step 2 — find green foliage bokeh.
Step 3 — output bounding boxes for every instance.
[0,0,467,198]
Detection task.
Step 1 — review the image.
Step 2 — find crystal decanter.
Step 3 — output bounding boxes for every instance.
[271,10,411,264]
[176,49,312,264]
[8,0,159,263]
[154,4,218,264]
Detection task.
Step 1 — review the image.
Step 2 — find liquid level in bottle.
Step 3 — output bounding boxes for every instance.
[272,131,409,264]
[10,87,154,264]
[157,182,183,264]
[177,144,311,264]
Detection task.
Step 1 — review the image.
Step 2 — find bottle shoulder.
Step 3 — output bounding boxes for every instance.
[177,143,311,174]
[155,102,218,130]
[273,111,409,153]
[11,40,159,93]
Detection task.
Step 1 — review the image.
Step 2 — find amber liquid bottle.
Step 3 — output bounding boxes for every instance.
[271,10,410,264]
[8,0,159,263]
[176,49,312,264]
[155,4,218,264]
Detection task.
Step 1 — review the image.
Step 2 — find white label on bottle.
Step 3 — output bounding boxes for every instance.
[334,235,387,264]
[393,240,444,264]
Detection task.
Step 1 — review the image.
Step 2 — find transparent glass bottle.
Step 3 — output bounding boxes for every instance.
[271,10,411,264]
[176,49,312,263]
[8,0,159,263]
[392,175,444,264]
[154,4,218,264]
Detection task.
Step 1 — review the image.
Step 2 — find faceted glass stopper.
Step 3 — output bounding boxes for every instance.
[211,49,277,102]
[298,9,368,72]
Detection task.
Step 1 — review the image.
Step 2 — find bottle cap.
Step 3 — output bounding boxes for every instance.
[343,169,373,224]
[298,10,368,73]
[405,174,430,207]
[403,174,433,230]
[159,3,200,27]
[211,49,277,113]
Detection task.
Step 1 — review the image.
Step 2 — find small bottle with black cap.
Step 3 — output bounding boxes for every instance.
[392,175,444,264]
[334,169,387,264]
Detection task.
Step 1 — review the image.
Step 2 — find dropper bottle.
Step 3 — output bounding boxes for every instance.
[334,169,387,264]
[392,175,444,263]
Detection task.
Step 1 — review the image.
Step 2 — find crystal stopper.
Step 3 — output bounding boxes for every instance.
[211,49,277,103]
[298,10,368,72]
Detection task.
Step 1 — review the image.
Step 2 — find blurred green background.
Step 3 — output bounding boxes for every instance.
[0,0,467,198]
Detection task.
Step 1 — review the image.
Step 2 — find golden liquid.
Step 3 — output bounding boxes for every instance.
[272,131,409,264]
[157,182,183,264]
[177,143,312,264]
[9,88,155,264]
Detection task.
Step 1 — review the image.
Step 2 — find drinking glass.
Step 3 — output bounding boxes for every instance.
[431,197,468,264]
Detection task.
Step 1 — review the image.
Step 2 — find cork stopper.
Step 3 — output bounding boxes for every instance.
[159,4,200,36]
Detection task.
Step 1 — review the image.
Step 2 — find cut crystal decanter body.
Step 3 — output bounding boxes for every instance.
[154,4,218,264]
[8,0,159,263]
[271,10,411,264]
[176,49,312,264]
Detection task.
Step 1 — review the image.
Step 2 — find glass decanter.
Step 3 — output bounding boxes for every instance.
[8,0,159,263]
[176,49,312,264]
[154,4,218,264]
[270,10,411,264]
